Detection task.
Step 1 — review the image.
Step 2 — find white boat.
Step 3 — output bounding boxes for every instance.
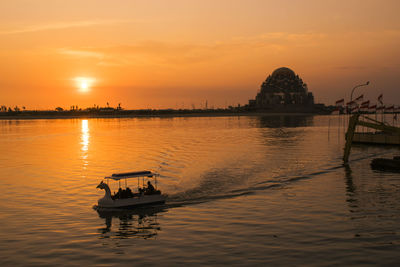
[96,171,167,208]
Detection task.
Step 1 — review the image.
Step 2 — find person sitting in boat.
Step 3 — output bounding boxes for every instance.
[125,187,133,198]
[138,187,144,194]
[146,181,155,194]
[121,188,127,199]
[113,188,123,199]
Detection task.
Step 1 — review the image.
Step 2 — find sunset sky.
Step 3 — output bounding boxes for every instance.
[1,0,400,109]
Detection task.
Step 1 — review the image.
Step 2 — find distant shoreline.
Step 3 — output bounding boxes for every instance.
[0,111,325,120]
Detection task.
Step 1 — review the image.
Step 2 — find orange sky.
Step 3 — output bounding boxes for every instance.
[1,0,400,109]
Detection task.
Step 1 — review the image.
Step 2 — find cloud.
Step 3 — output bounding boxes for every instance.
[335,65,367,70]
[57,42,224,67]
[57,47,131,67]
[58,48,104,59]
[55,32,315,68]
[59,30,399,69]
[0,19,129,35]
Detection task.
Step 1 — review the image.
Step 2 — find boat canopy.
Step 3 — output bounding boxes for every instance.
[105,171,157,180]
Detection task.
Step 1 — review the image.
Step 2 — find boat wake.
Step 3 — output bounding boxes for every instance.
[164,149,395,208]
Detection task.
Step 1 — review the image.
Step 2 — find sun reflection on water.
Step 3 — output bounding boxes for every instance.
[81,120,90,169]
[81,120,89,152]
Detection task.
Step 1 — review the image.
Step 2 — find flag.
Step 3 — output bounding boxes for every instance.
[335,98,344,107]
[350,106,359,114]
[360,100,370,112]
[369,104,377,113]
[377,105,385,113]
[346,100,356,107]
[331,107,340,115]
[386,105,394,113]
[355,94,364,103]
[346,100,358,114]
[378,94,383,105]
[361,100,370,107]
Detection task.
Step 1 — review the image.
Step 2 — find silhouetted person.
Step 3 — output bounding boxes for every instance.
[146,181,155,194]
[126,187,133,198]
[121,188,127,198]
[116,188,123,199]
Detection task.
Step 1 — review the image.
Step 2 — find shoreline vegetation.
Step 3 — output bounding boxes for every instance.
[0,105,332,120]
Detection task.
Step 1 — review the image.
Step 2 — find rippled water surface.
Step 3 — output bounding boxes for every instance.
[1,115,400,265]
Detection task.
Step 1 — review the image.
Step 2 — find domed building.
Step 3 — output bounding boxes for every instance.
[249,67,314,111]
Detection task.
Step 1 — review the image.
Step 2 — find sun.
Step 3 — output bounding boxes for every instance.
[74,77,95,93]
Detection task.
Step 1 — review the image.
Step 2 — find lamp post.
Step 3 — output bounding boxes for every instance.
[350,81,370,101]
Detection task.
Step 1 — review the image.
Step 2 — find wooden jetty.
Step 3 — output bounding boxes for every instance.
[343,114,400,163]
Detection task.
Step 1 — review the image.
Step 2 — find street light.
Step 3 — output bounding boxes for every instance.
[350,81,370,101]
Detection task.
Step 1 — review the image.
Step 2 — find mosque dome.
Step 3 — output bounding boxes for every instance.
[271,67,296,80]
[249,67,314,109]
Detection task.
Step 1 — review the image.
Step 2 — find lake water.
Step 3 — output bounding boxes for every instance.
[0,115,400,266]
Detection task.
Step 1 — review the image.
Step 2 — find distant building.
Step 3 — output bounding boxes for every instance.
[249,67,315,111]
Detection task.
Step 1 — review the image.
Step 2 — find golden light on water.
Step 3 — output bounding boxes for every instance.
[81,119,89,152]
[74,77,95,93]
[81,119,90,170]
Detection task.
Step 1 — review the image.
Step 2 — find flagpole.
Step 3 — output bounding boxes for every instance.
[334,99,344,142]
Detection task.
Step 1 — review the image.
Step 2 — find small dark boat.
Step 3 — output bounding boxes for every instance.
[370,156,400,172]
